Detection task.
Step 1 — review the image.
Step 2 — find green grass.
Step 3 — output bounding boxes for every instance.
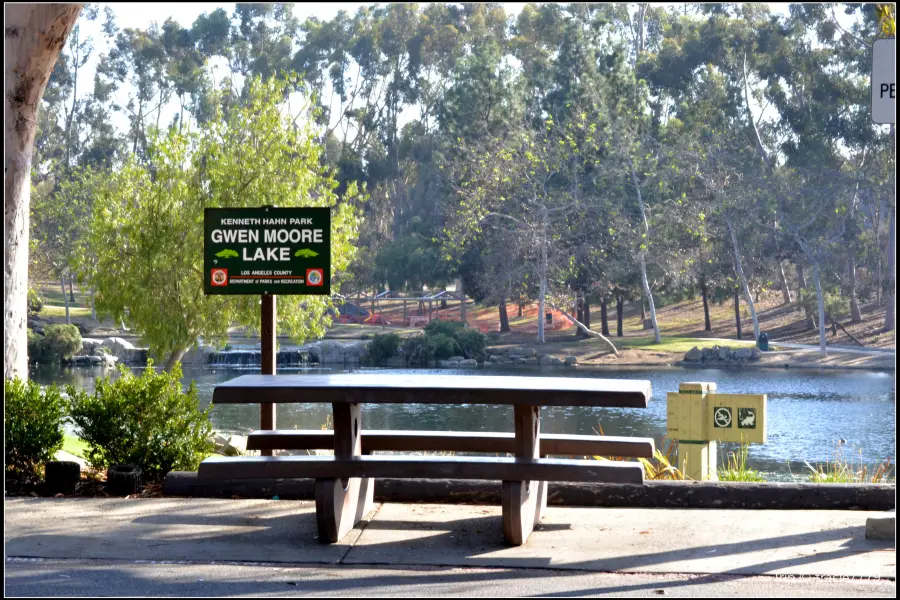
[39,305,92,319]
[616,336,757,354]
[801,445,895,484]
[62,434,89,459]
[718,440,766,482]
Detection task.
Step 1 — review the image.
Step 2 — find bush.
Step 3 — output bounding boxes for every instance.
[34,324,82,364]
[454,328,487,361]
[27,328,44,363]
[429,333,460,360]
[364,333,401,365]
[401,335,433,366]
[424,319,465,338]
[67,361,214,481]
[27,288,44,316]
[5,378,68,479]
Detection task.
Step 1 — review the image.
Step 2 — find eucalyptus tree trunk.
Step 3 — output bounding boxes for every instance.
[812,260,828,357]
[848,251,862,323]
[600,297,609,336]
[498,297,510,333]
[536,208,548,344]
[616,297,624,337]
[733,290,742,340]
[60,275,71,325]
[90,288,97,321]
[164,345,189,372]
[885,202,895,332]
[630,162,661,343]
[701,278,712,332]
[4,4,83,380]
[725,214,760,341]
[778,260,793,304]
[67,273,75,304]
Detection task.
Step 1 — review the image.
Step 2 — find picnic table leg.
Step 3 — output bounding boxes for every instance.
[502,404,543,545]
[315,402,373,542]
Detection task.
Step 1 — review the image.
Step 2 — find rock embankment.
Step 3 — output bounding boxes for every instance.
[680,345,760,366]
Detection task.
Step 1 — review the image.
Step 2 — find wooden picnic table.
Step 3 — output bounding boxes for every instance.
[201,373,652,545]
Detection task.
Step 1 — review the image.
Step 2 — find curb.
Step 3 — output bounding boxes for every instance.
[165,472,895,510]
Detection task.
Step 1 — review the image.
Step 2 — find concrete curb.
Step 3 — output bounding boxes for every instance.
[866,511,896,540]
[165,472,895,510]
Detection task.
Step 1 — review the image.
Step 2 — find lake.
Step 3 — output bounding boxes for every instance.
[30,363,895,481]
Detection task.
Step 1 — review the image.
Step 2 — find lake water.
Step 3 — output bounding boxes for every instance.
[30,363,896,481]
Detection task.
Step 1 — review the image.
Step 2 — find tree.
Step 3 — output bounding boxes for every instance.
[74,76,364,369]
[5,4,83,380]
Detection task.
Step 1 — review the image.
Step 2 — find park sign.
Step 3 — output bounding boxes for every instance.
[204,207,331,295]
[871,38,895,124]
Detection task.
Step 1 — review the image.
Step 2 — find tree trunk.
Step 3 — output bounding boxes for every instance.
[885,204,895,332]
[67,273,75,304]
[60,274,71,325]
[600,297,609,336]
[778,260,793,304]
[583,296,591,331]
[701,279,711,332]
[4,4,83,380]
[498,297,510,333]
[640,298,646,321]
[848,251,862,323]
[575,293,585,339]
[797,263,807,290]
[458,279,466,326]
[813,260,828,357]
[517,302,523,318]
[545,300,617,354]
[639,255,661,343]
[90,288,96,321]
[630,161,661,343]
[163,345,189,372]
[537,274,546,344]
[616,296,624,337]
[725,215,760,341]
[734,289,742,340]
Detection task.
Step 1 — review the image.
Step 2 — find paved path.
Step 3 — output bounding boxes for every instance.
[700,338,895,356]
[4,498,894,596]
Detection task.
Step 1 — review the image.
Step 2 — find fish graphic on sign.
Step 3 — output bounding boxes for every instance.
[738,408,756,429]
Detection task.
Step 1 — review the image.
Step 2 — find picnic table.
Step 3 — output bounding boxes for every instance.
[199,373,653,545]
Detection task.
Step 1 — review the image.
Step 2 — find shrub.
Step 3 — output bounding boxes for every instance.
[364,333,401,365]
[401,335,433,366]
[424,319,465,338]
[27,288,44,316]
[454,328,487,361]
[67,361,214,481]
[429,333,460,359]
[38,324,83,363]
[27,328,44,363]
[4,378,68,479]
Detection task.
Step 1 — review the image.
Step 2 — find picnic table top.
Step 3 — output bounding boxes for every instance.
[212,373,651,408]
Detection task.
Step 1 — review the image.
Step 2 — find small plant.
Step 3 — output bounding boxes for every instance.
[364,333,401,365]
[67,360,214,482]
[718,439,765,482]
[27,287,44,316]
[801,443,895,484]
[4,378,68,480]
[592,425,689,480]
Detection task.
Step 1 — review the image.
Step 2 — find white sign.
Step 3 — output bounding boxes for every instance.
[872,38,895,124]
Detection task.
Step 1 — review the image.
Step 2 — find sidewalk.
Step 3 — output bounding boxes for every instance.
[5,498,894,580]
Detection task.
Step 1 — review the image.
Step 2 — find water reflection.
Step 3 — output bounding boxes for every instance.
[30,363,895,481]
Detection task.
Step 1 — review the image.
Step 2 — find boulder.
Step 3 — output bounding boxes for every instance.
[550,357,564,366]
[510,348,536,358]
[459,359,478,367]
[342,342,367,362]
[87,355,103,365]
[307,344,323,363]
[684,347,703,362]
[515,357,528,364]
[385,356,405,368]
[751,347,761,360]
[523,357,539,365]
[538,354,553,366]
[718,347,731,361]
[225,435,248,453]
[734,348,753,360]
[181,345,216,365]
[80,338,104,355]
[701,348,715,361]
[447,356,466,363]
[564,356,578,366]
[444,360,461,368]
[100,353,118,367]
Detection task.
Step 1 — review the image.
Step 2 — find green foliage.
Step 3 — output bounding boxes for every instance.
[802,444,895,484]
[364,333,402,365]
[718,440,766,482]
[401,335,433,366]
[74,75,364,368]
[29,324,82,364]
[424,319,466,338]
[27,288,44,316]
[429,333,461,360]
[294,248,319,258]
[67,361,214,481]
[453,327,487,361]
[215,249,239,258]
[4,378,68,479]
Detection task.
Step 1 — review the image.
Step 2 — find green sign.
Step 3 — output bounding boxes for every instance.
[713,406,732,428]
[737,408,757,429]
[204,207,331,295]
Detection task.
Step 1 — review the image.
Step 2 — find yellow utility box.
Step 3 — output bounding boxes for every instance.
[666,382,767,480]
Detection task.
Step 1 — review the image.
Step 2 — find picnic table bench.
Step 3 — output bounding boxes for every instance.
[199,373,652,545]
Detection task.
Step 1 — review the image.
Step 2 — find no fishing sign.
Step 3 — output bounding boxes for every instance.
[203,207,331,295]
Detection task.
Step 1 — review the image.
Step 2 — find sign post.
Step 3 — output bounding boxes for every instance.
[872,38,895,125]
[204,207,331,455]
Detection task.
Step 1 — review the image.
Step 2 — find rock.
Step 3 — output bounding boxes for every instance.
[538,354,553,366]
[225,435,248,453]
[718,347,731,361]
[100,353,118,367]
[444,360,461,368]
[523,357,539,365]
[550,357,564,366]
[307,344,323,363]
[342,342,366,362]
[750,347,761,360]
[865,511,895,541]
[181,345,216,365]
[684,347,703,362]
[701,348,715,361]
[80,338,104,355]
[212,433,230,449]
[734,348,753,360]
[510,348,536,358]
[515,357,527,364]
[385,356,405,368]
[564,356,578,366]
[87,355,103,365]
[447,356,466,363]
[459,359,478,367]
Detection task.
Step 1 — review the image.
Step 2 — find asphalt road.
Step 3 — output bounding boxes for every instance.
[6,558,896,598]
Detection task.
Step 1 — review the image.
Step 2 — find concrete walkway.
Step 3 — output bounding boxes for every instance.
[5,498,894,588]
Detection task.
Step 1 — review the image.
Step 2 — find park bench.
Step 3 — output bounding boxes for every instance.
[198,373,652,545]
